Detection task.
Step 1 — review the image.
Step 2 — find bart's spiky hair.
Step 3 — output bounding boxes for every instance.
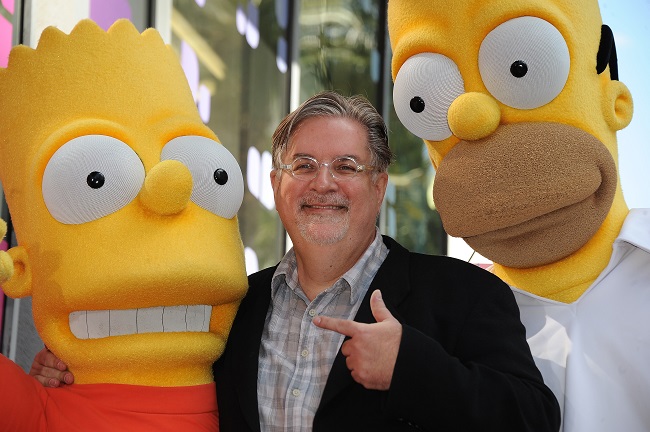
[0,19,202,234]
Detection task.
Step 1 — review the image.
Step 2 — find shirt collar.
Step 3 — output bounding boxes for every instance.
[616,208,650,254]
[271,229,386,304]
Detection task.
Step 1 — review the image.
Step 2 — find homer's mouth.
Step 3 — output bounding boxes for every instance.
[69,305,212,339]
[433,122,617,268]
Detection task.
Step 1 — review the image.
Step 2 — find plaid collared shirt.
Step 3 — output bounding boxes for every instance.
[257,230,388,431]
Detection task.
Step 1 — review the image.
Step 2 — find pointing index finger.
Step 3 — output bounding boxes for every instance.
[313,315,359,337]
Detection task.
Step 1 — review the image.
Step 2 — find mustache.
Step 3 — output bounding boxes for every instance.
[299,192,349,208]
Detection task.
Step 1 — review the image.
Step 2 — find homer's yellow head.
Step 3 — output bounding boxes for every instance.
[388,0,633,274]
[0,19,248,386]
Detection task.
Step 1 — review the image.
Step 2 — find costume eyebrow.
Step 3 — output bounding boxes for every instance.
[597,24,619,81]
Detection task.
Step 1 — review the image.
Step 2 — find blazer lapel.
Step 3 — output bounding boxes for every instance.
[232,269,275,432]
[318,236,411,408]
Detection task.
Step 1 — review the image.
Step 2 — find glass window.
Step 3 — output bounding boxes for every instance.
[89,0,149,31]
[0,0,16,68]
[0,0,17,358]
[171,0,290,272]
[298,0,382,103]
[296,0,444,255]
[385,100,446,255]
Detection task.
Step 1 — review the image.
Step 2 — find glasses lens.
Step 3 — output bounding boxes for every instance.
[331,157,359,179]
[291,157,318,179]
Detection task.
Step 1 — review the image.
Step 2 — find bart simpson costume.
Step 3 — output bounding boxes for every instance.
[0,19,248,431]
[388,0,650,430]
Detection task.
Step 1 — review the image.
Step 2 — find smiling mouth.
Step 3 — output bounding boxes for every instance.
[69,305,212,340]
[304,204,346,210]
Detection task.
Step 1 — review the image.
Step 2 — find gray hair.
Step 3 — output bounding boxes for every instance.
[271,91,394,173]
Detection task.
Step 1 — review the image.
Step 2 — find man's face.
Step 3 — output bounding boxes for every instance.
[271,116,388,248]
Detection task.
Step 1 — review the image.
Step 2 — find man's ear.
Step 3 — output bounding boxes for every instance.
[374,171,389,208]
[1,246,33,298]
[270,169,281,195]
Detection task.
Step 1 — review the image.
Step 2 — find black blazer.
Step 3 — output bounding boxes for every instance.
[214,236,560,432]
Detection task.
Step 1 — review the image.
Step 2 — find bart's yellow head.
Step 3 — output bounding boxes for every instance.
[0,19,248,386]
[388,0,633,279]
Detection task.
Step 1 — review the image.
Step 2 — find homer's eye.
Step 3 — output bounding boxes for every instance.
[42,135,145,224]
[479,16,570,109]
[392,53,464,141]
[87,171,106,189]
[161,136,244,219]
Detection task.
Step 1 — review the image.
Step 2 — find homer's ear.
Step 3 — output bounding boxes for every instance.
[603,80,633,132]
[1,246,33,298]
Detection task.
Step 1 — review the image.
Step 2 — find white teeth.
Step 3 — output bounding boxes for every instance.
[162,306,186,332]
[87,310,110,339]
[137,306,164,333]
[110,309,137,336]
[186,305,211,331]
[68,305,212,340]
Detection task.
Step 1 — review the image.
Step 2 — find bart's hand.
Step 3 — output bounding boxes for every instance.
[30,347,75,388]
[0,219,13,283]
[313,290,402,390]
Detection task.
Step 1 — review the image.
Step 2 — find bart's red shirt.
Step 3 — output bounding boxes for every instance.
[0,355,219,431]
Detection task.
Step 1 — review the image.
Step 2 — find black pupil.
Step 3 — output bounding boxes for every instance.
[87,171,105,189]
[410,96,426,113]
[510,60,528,78]
[214,168,228,185]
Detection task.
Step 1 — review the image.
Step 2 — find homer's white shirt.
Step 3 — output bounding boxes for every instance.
[512,208,650,431]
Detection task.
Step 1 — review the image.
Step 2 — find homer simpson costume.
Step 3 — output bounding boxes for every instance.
[0,19,248,430]
[388,0,650,430]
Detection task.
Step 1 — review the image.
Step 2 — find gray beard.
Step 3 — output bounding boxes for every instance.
[297,212,350,245]
[296,192,350,245]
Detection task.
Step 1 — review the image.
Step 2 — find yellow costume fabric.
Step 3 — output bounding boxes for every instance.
[388,1,650,430]
[0,19,248,430]
[388,0,633,301]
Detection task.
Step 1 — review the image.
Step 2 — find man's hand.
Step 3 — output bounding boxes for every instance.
[30,347,74,387]
[0,219,14,283]
[313,290,402,390]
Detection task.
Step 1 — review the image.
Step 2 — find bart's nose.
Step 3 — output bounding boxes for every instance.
[448,92,501,141]
[139,159,193,215]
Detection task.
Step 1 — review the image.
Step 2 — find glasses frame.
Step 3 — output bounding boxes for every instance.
[278,156,377,181]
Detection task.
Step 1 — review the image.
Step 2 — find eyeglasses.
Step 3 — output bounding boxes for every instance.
[278,156,376,181]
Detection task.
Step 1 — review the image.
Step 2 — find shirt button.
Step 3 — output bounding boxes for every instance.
[292,389,301,397]
[308,309,316,317]
[301,349,309,358]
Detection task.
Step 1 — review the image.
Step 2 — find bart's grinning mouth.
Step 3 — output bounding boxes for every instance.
[69,305,212,339]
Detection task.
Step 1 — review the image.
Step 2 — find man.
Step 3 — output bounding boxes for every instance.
[31,91,560,431]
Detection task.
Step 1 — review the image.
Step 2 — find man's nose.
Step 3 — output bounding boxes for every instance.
[311,162,338,189]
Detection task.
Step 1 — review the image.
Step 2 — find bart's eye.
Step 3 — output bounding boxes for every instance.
[42,135,145,224]
[479,16,570,109]
[392,53,465,141]
[161,136,244,219]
